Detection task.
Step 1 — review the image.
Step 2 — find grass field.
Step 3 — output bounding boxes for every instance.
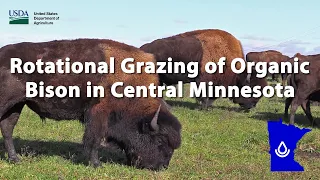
[0,81,319,179]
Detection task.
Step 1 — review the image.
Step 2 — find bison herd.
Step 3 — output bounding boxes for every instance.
[0,29,319,170]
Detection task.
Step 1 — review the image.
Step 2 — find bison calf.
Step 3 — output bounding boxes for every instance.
[0,39,182,170]
[284,54,320,127]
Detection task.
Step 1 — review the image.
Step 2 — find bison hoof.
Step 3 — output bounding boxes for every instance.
[312,122,320,128]
[8,156,20,163]
[89,160,101,168]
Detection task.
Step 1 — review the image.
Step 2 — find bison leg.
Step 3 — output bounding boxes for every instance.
[289,82,317,125]
[206,98,216,109]
[289,97,305,125]
[284,97,293,120]
[82,103,108,168]
[195,98,203,109]
[0,102,25,163]
[281,74,287,86]
[195,98,201,106]
[196,96,216,110]
[301,100,318,127]
[201,98,209,110]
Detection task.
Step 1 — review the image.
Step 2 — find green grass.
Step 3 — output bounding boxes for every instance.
[0,80,319,179]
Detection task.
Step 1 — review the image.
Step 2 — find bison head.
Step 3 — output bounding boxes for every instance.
[106,100,181,170]
[231,69,268,109]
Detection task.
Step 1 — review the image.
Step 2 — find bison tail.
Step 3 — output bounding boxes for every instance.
[288,73,297,90]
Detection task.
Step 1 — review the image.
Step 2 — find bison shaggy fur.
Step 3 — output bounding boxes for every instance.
[246,50,290,84]
[284,53,320,127]
[140,29,268,110]
[0,39,182,170]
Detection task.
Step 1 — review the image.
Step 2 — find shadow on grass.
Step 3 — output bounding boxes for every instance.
[213,105,250,113]
[0,138,127,166]
[296,150,320,159]
[250,112,320,128]
[165,100,198,110]
[165,100,248,113]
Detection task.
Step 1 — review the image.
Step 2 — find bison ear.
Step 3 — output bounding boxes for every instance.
[150,104,161,132]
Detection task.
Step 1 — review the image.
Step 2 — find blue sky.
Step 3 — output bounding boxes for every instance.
[1,0,319,56]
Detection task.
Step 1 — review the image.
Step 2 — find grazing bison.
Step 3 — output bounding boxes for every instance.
[140,29,268,110]
[246,50,290,84]
[0,39,182,170]
[284,53,320,127]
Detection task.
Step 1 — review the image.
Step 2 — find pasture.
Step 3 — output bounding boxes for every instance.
[0,80,319,179]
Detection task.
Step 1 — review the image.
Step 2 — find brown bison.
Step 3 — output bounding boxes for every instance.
[246,50,290,85]
[0,39,182,170]
[284,53,320,127]
[140,29,268,110]
[281,53,304,86]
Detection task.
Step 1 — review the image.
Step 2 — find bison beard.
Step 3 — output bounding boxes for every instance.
[0,39,182,170]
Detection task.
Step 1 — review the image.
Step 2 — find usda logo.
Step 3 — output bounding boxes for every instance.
[9,10,29,24]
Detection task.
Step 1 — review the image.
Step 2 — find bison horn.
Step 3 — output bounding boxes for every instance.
[151,104,161,131]
[246,73,251,84]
